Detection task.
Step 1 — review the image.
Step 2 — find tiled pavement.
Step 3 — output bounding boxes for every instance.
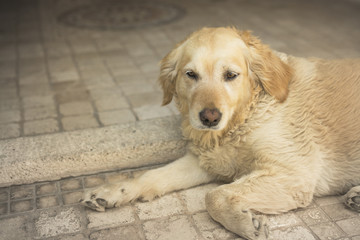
[1,167,360,239]
[1,0,360,239]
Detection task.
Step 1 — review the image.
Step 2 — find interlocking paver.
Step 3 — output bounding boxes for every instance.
[36,182,57,196]
[179,183,219,213]
[269,226,316,240]
[143,215,199,240]
[24,107,57,121]
[0,203,7,215]
[10,199,33,213]
[0,123,20,139]
[296,208,331,226]
[62,115,99,131]
[59,101,94,116]
[89,225,143,240]
[322,203,359,221]
[83,175,106,188]
[87,205,135,229]
[309,222,346,240]
[98,109,136,126]
[0,216,32,240]
[0,110,20,124]
[24,118,59,136]
[10,185,34,200]
[62,191,83,205]
[336,218,360,236]
[94,97,129,111]
[35,207,82,238]
[135,193,185,220]
[36,196,59,209]
[60,178,83,192]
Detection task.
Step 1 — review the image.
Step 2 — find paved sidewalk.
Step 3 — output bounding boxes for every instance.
[0,0,360,239]
[1,167,360,240]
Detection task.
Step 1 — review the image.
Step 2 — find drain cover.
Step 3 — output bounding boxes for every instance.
[58,1,185,30]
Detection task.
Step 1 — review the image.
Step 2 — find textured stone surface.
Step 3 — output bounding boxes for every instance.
[0,116,185,187]
[135,193,185,220]
[143,215,198,240]
[87,205,135,229]
[35,208,82,238]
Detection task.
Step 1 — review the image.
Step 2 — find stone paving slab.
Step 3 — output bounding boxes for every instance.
[0,168,359,240]
[0,116,186,187]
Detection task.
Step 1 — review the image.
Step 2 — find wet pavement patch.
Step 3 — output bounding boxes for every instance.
[57,1,185,30]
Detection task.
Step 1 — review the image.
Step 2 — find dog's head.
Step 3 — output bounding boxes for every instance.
[159,27,292,131]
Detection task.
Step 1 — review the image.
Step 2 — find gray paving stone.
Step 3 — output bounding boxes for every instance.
[48,57,80,83]
[36,182,57,196]
[83,175,106,188]
[309,222,346,240]
[62,115,99,131]
[24,107,57,121]
[36,195,59,209]
[98,109,136,126]
[35,207,82,238]
[94,97,129,111]
[18,42,44,59]
[55,89,90,105]
[0,59,16,76]
[143,215,199,240]
[0,216,32,240]
[60,178,83,192]
[322,203,359,221]
[24,118,59,136]
[267,212,303,230]
[313,196,342,206]
[62,191,83,205]
[22,95,55,109]
[135,193,185,220]
[10,199,34,213]
[336,217,360,236]
[0,202,7,215]
[119,80,156,95]
[0,188,8,202]
[0,123,20,139]
[134,105,173,120]
[10,185,34,200]
[127,91,163,108]
[89,225,143,240]
[87,205,135,229]
[296,208,331,226]
[59,101,94,116]
[179,183,219,213]
[269,225,316,240]
[0,110,20,124]
[19,83,53,97]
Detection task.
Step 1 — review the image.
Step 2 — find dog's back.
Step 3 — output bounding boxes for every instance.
[286,57,360,195]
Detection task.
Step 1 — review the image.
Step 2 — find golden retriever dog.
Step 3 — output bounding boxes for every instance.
[81,27,360,239]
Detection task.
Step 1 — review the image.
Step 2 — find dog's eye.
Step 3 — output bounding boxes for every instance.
[225,71,238,81]
[186,71,198,80]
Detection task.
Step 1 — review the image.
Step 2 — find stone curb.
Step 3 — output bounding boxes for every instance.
[0,116,186,187]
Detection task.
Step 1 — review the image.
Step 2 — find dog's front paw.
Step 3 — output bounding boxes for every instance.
[80,182,137,212]
[344,185,360,212]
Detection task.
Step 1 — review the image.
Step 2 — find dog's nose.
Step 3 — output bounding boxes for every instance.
[199,108,222,127]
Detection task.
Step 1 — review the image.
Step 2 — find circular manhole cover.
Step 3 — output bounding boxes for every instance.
[57,1,185,30]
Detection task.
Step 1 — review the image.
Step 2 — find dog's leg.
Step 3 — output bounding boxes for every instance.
[205,170,314,240]
[80,152,214,211]
[344,185,360,212]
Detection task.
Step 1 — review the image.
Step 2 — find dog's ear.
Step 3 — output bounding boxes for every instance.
[158,42,184,106]
[239,31,292,102]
